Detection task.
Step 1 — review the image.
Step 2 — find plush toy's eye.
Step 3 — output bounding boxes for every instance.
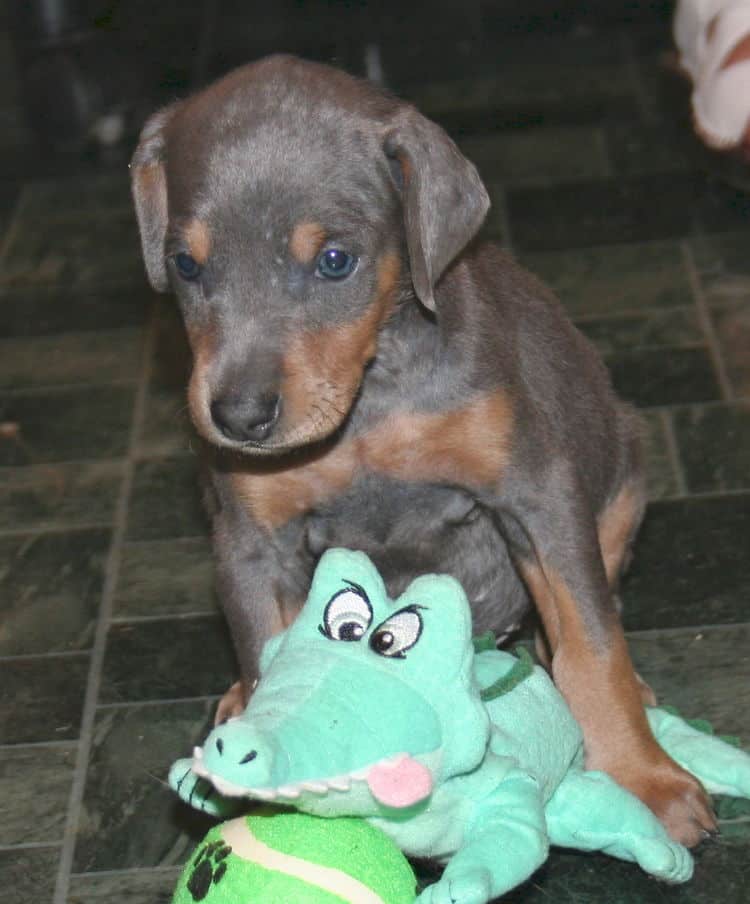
[174,252,203,281]
[316,249,357,280]
[370,607,423,659]
[320,584,372,642]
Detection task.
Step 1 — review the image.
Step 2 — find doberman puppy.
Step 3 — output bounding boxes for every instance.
[130,54,714,846]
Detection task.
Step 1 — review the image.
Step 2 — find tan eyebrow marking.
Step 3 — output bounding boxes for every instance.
[184,218,211,264]
[289,221,327,264]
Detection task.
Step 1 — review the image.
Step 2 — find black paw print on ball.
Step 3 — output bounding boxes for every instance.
[187,839,232,901]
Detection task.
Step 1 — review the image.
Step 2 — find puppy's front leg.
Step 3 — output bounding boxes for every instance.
[211,503,306,724]
[496,468,716,847]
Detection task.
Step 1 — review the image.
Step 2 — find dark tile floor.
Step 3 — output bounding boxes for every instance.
[1,3,749,903]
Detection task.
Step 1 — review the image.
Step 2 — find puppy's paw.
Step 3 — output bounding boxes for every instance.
[608,757,717,848]
[645,771,717,848]
[214,680,248,725]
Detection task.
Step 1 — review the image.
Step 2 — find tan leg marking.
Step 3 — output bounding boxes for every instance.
[520,560,716,846]
[597,482,644,588]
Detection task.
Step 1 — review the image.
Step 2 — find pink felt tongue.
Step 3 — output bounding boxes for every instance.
[366,755,434,808]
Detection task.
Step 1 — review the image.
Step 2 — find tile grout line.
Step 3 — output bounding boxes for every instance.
[659,408,688,497]
[627,620,750,639]
[570,303,697,324]
[0,841,63,852]
[110,611,219,625]
[0,650,90,663]
[0,522,115,540]
[70,864,183,879]
[681,241,735,401]
[0,739,78,751]
[0,377,141,396]
[52,311,156,904]
[97,694,220,710]
[652,485,749,503]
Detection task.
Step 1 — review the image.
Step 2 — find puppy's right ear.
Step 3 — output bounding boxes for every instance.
[130,103,181,292]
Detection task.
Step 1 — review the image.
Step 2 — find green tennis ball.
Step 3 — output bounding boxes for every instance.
[172,809,417,903]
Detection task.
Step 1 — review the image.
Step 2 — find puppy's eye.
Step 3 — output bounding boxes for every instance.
[317,249,357,280]
[174,252,203,281]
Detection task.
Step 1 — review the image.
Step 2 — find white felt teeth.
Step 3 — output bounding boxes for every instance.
[247,787,277,801]
[191,760,209,779]
[276,785,301,799]
[189,751,413,802]
[300,781,329,793]
[327,776,351,792]
[210,774,260,798]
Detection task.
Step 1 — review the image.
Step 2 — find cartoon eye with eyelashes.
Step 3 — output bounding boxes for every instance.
[320,582,372,642]
[369,607,424,659]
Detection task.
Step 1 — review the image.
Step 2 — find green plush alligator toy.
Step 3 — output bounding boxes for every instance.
[170,549,750,903]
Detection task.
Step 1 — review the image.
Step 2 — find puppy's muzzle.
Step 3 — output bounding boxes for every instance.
[210,393,281,444]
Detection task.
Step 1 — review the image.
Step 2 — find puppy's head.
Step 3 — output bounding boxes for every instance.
[131,55,488,454]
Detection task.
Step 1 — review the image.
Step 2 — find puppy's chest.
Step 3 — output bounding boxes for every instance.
[230,392,513,532]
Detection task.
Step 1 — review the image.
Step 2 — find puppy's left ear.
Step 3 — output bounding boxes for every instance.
[129,102,182,292]
[383,107,490,311]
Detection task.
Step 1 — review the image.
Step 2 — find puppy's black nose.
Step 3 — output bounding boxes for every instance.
[211,394,281,443]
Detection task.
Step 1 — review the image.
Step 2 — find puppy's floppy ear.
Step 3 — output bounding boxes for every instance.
[129,103,181,292]
[383,106,490,311]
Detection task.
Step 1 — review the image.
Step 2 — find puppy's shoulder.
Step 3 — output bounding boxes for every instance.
[442,240,568,325]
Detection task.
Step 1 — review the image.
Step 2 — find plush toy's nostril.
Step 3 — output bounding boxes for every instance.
[216,738,224,755]
[240,749,258,765]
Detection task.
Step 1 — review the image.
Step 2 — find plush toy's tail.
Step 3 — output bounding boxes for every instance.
[647,707,750,798]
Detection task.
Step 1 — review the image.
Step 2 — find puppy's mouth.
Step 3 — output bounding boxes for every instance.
[190,377,360,457]
[230,411,351,456]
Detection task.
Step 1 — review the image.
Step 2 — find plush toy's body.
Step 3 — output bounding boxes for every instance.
[171,550,750,904]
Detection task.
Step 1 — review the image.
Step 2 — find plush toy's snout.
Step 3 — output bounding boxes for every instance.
[193,723,280,798]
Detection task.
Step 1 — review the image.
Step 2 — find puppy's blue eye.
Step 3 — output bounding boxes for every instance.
[317,249,357,280]
[174,252,202,281]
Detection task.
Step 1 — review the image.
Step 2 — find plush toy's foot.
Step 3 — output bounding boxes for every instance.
[415,866,492,904]
[546,769,694,883]
[625,828,694,884]
[647,706,750,799]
